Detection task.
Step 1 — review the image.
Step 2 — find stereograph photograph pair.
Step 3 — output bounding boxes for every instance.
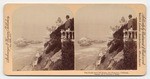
[3,4,146,75]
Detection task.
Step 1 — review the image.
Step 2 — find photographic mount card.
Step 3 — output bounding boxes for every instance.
[3,4,146,75]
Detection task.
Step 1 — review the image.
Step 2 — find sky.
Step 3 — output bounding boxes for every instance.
[75,5,136,41]
[12,5,73,41]
[12,4,136,41]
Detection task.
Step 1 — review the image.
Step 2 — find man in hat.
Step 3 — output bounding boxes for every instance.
[127,14,133,30]
[65,15,71,30]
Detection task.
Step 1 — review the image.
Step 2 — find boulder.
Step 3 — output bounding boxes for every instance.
[14,38,28,47]
[78,37,92,46]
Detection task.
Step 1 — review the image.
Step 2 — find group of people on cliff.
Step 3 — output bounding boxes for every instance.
[54,15,72,31]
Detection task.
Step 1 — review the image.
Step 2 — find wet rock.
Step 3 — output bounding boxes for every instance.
[78,37,92,46]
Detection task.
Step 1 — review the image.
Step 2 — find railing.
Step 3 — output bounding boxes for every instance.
[123,28,137,41]
[61,28,74,42]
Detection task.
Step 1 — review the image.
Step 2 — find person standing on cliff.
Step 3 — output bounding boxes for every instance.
[65,15,71,30]
[127,14,134,39]
[127,14,133,30]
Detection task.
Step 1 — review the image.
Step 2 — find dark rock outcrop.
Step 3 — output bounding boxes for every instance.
[96,18,137,70]
[33,18,74,70]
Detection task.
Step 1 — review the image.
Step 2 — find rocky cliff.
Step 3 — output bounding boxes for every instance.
[96,18,137,70]
[31,18,74,70]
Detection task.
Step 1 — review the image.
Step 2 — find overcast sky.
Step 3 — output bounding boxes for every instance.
[12,5,136,41]
[75,5,136,41]
[13,5,73,41]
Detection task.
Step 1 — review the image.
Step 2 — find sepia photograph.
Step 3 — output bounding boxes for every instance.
[11,5,74,71]
[75,5,137,70]
[3,4,146,75]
